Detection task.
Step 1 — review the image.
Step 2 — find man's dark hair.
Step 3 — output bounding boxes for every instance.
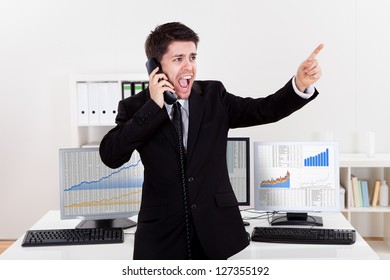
[145,22,199,62]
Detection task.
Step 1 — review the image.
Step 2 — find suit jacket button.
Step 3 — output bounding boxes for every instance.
[191,204,197,209]
[188,177,194,183]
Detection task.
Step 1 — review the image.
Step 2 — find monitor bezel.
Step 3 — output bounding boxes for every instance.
[253,141,340,213]
[59,147,142,222]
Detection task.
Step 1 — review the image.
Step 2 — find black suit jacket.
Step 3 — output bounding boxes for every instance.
[99,79,318,259]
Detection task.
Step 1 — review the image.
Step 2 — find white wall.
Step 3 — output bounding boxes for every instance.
[1,0,390,238]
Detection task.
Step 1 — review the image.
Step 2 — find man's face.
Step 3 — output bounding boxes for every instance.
[160,41,197,100]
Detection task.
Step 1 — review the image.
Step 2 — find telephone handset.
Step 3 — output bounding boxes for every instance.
[146,58,178,105]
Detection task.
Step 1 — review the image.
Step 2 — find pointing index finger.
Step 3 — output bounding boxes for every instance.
[308,43,324,59]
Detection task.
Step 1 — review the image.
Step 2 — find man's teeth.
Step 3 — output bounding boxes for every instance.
[182,76,191,79]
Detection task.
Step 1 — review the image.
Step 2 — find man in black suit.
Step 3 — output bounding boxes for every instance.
[99,22,323,260]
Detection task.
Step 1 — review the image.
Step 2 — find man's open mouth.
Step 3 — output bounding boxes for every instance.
[178,75,192,89]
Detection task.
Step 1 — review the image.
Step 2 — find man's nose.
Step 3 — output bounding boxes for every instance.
[182,58,193,70]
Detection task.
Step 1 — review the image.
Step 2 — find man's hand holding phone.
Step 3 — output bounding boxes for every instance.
[146,58,177,108]
[148,67,175,108]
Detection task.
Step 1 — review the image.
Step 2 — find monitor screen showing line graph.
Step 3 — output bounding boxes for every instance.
[59,147,143,222]
[254,142,339,212]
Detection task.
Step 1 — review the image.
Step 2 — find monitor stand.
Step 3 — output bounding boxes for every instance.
[271,212,323,227]
[76,218,137,229]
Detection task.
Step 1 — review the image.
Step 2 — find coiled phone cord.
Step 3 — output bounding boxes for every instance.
[172,102,192,260]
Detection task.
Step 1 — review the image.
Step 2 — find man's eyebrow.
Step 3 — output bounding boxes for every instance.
[171,54,185,58]
[171,52,197,58]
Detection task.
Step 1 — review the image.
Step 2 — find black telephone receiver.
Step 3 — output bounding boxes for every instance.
[146,58,178,105]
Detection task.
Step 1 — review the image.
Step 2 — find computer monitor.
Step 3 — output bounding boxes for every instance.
[227,137,250,206]
[253,141,339,226]
[59,147,143,229]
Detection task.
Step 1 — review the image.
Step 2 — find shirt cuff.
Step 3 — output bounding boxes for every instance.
[292,76,315,99]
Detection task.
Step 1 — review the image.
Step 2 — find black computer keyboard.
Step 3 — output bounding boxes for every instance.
[21,228,124,247]
[251,227,356,245]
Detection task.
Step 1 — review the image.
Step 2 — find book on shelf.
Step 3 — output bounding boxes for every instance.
[360,180,370,207]
[351,176,361,207]
[371,180,381,207]
[350,176,385,208]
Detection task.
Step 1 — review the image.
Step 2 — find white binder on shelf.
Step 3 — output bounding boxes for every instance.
[87,82,100,125]
[76,82,89,125]
[108,82,121,124]
[98,82,111,125]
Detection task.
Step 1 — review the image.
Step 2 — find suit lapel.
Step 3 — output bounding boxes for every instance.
[143,90,179,153]
[186,82,204,162]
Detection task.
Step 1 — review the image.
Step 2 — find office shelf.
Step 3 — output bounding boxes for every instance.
[69,73,148,147]
[339,153,390,257]
[347,207,390,213]
[340,153,390,168]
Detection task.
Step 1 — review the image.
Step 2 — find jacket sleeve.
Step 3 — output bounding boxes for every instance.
[99,97,168,169]
[223,77,319,128]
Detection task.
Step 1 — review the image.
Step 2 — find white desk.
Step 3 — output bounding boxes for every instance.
[0,210,379,260]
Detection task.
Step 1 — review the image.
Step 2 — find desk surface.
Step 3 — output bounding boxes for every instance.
[0,210,379,260]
